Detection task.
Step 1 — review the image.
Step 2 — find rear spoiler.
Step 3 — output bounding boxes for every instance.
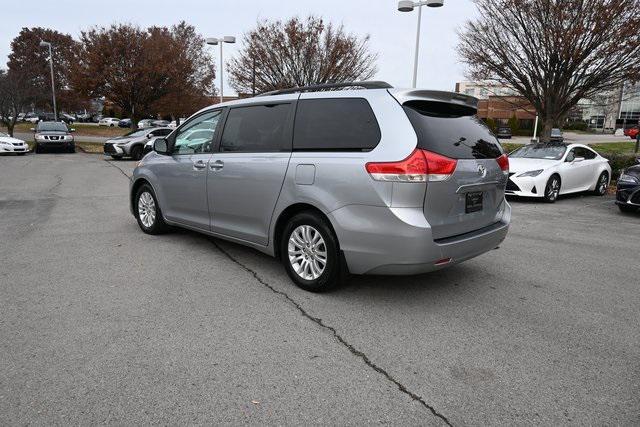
[388,89,478,115]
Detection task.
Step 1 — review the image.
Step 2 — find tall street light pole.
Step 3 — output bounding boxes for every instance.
[39,41,57,121]
[397,0,444,88]
[206,36,236,103]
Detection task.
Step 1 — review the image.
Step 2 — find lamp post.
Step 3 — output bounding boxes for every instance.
[206,36,236,103]
[39,41,57,121]
[397,0,444,88]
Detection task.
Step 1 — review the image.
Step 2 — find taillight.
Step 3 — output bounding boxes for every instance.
[496,154,509,173]
[365,149,457,182]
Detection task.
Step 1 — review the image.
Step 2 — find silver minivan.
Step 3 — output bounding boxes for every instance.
[130,82,511,292]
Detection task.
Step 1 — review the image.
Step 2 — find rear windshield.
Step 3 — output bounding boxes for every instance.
[403,103,503,159]
[509,145,566,160]
[37,122,68,132]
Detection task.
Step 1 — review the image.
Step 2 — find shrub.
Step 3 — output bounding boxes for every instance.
[601,153,639,180]
[564,121,590,131]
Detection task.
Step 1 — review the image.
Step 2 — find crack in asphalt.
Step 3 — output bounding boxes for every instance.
[104,159,132,180]
[100,154,453,424]
[211,240,453,426]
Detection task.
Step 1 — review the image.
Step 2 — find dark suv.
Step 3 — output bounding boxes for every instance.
[33,121,75,153]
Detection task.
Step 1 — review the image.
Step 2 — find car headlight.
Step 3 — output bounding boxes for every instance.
[517,169,544,177]
[35,135,46,141]
[619,173,639,184]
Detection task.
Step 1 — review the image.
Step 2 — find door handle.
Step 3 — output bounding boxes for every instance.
[209,160,224,171]
[193,159,206,170]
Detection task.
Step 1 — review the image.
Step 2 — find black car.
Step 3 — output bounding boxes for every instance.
[550,128,564,143]
[33,121,75,153]
[616,163,640,213]
[118,118,132,128]
[496,126,512,139]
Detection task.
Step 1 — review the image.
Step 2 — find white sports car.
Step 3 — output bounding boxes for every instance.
[506,143,611,202]
[0,132,29,155]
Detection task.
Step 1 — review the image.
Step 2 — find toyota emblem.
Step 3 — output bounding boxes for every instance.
[477,165,487,177]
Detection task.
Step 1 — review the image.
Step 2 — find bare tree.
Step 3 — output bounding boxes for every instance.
[228,16,377,94]
[458,0,640,141]
[0,70,30,137]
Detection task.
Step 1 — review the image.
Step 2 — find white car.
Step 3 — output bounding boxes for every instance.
[507,143,611,202]
[0,132,29,155]
[168,118,187,128]
[99,117,120,127]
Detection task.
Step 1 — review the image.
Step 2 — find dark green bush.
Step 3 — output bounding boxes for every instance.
[601,153,639,180]
[564,121,590,131]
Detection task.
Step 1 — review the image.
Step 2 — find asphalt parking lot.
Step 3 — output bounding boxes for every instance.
[1,152,639,425]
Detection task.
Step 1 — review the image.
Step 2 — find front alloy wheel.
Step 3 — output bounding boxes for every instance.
[134,184,168,234]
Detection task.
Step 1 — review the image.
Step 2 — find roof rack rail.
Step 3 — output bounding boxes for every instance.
[257,81,393,97]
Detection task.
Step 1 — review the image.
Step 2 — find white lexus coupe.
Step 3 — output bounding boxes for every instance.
[507,143,611,202]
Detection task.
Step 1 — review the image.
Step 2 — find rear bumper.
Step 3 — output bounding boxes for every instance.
[329,201,510,275]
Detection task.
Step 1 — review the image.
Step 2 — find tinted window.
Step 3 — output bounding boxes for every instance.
[150,128,172,137]
[575,147,596,159]
[403,104,503,159]
[293,98,380,151]
[220,104,291,153]
[510,145,566,160]
[173,110,221,155]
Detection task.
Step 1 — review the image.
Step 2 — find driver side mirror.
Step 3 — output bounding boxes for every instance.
[153,138,169,155]
[146,133,154,139]
[70,128,75,132]
[565,153,575,162]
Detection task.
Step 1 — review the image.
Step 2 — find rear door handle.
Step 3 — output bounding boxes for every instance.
[193,159,206,170]
[209,160,224,171]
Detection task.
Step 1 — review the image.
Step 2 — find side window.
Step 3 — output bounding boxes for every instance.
[220,104,291,153]
[582,148,597,159]
[172,110,221,155]
[293,98,381,152]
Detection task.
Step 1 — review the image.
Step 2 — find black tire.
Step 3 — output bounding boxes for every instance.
[34,144,40,154]
[110,155,122,160]
[130,145,143,161]
[280,211,347,292]
[543,175,561,203]
[618,204,638,213]
[109,124,114,127]
[593,171,609,196]
[68,145,76,154]
[134,184,169,235]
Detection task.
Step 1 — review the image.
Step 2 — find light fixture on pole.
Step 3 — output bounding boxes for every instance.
[39,41,57,121]
[397,0,444,88]
[206,36,236,103]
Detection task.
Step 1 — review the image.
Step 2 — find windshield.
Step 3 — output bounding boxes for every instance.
[37,122,68,132]
[509,145,566,160]
[551,129,562,136]
[123,129,149,138]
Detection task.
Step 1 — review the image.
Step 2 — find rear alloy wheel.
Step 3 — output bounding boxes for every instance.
[544,175,561,203]
[130,145,143,161]
[594,172,608,196]
[135,184,168,234]
[281,212,345,292]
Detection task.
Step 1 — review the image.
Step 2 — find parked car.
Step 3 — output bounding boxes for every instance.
[138,119,169,128]
[506,143,611,202]
[104,127,172,160]
[130,82,511,292]
[0,132,28,155]
[168,118,187,128]
[118,118,132,128]
[24,112,40,123]
[99,117,120,127]
[16,113,26,122]
[75,112,92,122]
[624,127,639,140]
[550,128,564,143]
[496,126,512,139]
[32,121,75,153]
[616,162,640,213]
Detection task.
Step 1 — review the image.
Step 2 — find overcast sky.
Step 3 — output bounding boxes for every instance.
[1,0,478,94]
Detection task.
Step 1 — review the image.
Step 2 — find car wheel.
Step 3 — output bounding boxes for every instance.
[618,204,638,213]
[593,171,608,196]
[130,145,143,161]
[34,144,41,154]
[134,184,168,235]
[68,145,76,154]
[543,175,561,203]
[110,155,122,160]
[280,211,346,292]
[110,124,114,127]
